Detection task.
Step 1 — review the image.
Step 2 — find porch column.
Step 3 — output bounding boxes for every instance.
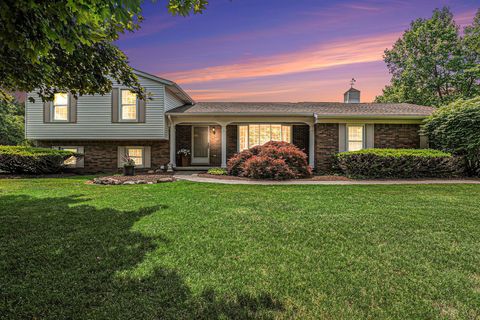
[169,123,176,167]
[309,124,315,168]
[221,124,227,168]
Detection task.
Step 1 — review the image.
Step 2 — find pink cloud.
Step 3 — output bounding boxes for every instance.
[163,32,400,84]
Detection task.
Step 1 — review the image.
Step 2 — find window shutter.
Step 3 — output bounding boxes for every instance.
[111,88,119,123]
[365,124,375,148]
[420,135,429,148]
[68,93,77,123]
[338,124,347,152]
[117,146,126,168]
[138,97,146,123]
[43,101,51,123]
[144,146,151,168]
[76,146,85,168]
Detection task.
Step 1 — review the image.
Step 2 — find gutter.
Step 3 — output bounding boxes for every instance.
[165,112,429,120]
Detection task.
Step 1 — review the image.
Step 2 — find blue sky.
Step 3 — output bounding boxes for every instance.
[116,0,479,102]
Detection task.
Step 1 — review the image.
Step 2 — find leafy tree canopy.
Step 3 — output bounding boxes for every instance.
[375,8,480,106]
[422,96,480,176]
[0,0,207,102]
[0,100,25,145]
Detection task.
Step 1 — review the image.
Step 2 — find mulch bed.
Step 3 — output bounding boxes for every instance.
[197,173,352,181]
[87,174,175,185]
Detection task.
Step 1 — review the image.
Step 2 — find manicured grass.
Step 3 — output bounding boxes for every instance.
[1,177,479,319]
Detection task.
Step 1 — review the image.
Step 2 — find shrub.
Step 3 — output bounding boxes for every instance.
[0,146,76,174]
[423,97,480,176]
[227,141,312,180]
[335,148,460,179]
[207,167,227,175]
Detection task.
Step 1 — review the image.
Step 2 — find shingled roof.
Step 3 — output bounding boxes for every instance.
[166,102,435,118]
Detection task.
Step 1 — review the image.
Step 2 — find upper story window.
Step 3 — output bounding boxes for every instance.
[347,125,364,151]
[238,124,291,151]
[121,90,137,121]
[53,93,69,121]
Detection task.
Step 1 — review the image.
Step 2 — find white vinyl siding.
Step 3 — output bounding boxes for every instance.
[25,75,167,140]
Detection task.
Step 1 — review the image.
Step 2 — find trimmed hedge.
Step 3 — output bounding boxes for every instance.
[227,141,312,180]
[335,148,460,178]
[0,146,76,174]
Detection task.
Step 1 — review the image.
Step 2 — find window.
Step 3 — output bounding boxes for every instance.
[238,124,292,151]
[347,125,364,151]
[54,146,84,167]
[53,93,69,121]
[121,90,137,121]
[126,147,143,166]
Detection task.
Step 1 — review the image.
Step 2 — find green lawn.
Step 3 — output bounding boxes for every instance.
[0,178,479,319]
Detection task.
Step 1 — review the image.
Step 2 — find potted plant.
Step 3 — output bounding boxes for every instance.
[177,149,191,167]
[123,155,136,176]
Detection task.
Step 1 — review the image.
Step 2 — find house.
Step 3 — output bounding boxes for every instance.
[25,69,435,173]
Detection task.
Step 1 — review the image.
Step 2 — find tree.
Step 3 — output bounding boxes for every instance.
[422,97,480,176]
[0,0,207,102]
[375,8,480,106]
[0,100,25,145]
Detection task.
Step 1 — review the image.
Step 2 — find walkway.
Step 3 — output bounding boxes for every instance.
[174,173,480,185]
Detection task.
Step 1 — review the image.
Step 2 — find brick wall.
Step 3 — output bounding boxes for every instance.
[314,123,339,173]
[292,125,309,158]
[226,125,238,160]
[37,140,169,173]
[175,125,192,166]
[374,124,420,149]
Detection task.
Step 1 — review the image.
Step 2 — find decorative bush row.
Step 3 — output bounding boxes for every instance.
[0,146,76,174]
[335,148,461,178]
[227,141,312,180]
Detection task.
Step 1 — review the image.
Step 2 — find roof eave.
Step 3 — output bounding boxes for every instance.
[133,69,195,105]
[165,112,430,120]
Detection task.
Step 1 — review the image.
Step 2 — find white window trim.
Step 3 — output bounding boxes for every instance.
[124,146,145,168]
[346,124,365,151]
[119,89,139,122]
[51,93,70,122]
[237,123,292,152]
[52,146,84,168]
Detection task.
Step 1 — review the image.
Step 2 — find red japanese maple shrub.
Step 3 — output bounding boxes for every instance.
[227,141,312,180]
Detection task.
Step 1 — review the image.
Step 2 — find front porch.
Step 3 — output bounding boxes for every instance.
[168,116,315,169]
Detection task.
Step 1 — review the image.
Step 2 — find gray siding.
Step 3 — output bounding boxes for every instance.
[164,88,184,111]
[26,75,168,140]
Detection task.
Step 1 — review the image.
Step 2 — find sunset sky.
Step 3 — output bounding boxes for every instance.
[116,0,478,102]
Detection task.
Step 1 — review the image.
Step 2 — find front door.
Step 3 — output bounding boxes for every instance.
[191,126,210,164]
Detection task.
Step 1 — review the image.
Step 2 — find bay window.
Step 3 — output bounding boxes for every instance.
[238,124,291,151]
[347,125,364,151]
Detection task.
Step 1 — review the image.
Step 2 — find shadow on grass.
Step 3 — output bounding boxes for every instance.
[0,194,284,319]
